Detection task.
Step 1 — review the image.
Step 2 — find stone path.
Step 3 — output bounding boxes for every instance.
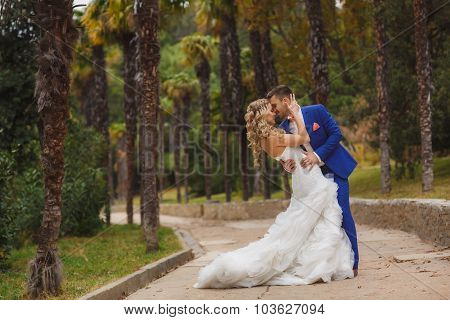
[110,212,450,300]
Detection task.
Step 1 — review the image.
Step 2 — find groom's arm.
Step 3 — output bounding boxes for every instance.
[314,104,343,162]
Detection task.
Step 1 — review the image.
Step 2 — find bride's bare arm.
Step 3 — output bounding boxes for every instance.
[287,94,310,145]
[272,133,309,148]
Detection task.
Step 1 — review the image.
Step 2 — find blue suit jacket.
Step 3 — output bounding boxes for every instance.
[278,104,357,179]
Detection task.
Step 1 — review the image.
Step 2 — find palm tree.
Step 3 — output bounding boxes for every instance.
[104,0,138,224]
[163,73,199,203]
[27,0,78,299]
[373,0,391,194]
[241,1,291,200]
[248,29,273,200]
[413,0,433,192]
[135,0,160,251]
[81,0,113,226]
[180,34,215,201]
[305,0,330,105]
[219,0,249,201]
[196,0,249,202]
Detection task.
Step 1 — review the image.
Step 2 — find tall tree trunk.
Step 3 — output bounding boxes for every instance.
[158,102,164,202]
[27,0,78,299]
[173,101,182,203]
[305,0,330,105]
[181,95,191,203]
[328,36,353,85]
[196,57,212,200]
[135,33,144,226]
[249,29,266,97]
[139,120,144,226]
[259,29,291,198]
[326,0,353,86]
[136,0,160,252]
[91,44,112,226]
[80,73,95,126]
[222,129,232,202]
[261,153,271,199]
[413,0,433,192]
[248,30,268,198]
[123,33,137,224]
[259,30,278,89]
[249,27,290,199]
[219,0,248,201]
[374,0,391,194]
[219,17,233,203]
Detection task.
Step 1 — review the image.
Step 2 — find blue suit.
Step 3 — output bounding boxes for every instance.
[279,104,359,269]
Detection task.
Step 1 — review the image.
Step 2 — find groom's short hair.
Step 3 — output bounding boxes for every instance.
[266,85,293,100]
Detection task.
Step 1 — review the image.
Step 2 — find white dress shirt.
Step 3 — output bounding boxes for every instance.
[288,108,325,167]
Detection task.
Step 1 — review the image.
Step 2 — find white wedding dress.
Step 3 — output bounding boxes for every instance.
[193,146,355,288]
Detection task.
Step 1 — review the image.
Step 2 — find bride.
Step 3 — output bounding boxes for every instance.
[193,96,355,289]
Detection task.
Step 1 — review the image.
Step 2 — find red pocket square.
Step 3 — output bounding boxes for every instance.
[313,122,320,131]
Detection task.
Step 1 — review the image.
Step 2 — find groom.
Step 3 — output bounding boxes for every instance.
[267,85,360,276]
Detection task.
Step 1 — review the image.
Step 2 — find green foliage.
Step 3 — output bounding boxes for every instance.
[60,120,108,236]
[0,0,39,173]
[0,151,16,270]
[0,119,108,268]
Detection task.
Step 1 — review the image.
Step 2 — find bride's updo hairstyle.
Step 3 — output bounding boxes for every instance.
[244,99,285,168]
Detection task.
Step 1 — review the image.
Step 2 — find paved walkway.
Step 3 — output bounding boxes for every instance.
[110,212,449,300]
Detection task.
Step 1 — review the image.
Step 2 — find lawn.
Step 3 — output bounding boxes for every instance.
[349,156,449,199]
[0,224,182,300]
[155,156,449,203]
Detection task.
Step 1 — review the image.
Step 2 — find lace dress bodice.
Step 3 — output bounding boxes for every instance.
[275,147,328,199]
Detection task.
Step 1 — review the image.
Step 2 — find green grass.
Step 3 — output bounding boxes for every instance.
[112,157,449,208]
[0,224,182,300]
[155,156,449,203]
[349,156,450,199]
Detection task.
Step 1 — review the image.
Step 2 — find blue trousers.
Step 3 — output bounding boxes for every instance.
[333,175,359,269]
[321,164,359,269]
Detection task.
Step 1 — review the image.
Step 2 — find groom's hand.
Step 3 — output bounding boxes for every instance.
[300,152,320,169]
[280,159,296,173]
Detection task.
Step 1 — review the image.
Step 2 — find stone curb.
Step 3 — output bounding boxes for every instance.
[79,227,195,300]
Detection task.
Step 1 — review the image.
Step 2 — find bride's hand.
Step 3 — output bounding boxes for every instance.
[287,93,300,116]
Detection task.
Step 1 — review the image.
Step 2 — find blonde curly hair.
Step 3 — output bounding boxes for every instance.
[244,99,285,168]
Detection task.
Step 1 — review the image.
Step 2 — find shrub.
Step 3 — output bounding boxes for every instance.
[0,151,16,270]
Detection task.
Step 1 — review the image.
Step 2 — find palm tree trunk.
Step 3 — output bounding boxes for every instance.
[81,73,95,126]
[259,29,278,89]
[221,0,248,201]
[91,44,112,225]
[305,0,330,105]
[219,17,233,203]
[123,33,138,224]
[413,0,433,192]
[134,33,144,226]
[249,27,288,199]
[223,129,232,202]
[136,0,160,252]
[326,0,353,86]
[158,103,164,202]
[259,29,288,198]
[249,29,266,97]
[374,0,391,194]
[173,101,182,203]
[27,0,78,299]
[261,153,271,199]
[139,120,144,226]
[181,95,191,203]
[196,57,212,200]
